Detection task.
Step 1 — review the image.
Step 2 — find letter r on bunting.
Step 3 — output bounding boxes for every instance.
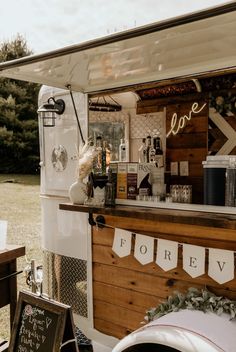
[156,239,178,271]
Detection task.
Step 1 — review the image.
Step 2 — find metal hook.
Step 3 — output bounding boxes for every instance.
[88,211,96,226]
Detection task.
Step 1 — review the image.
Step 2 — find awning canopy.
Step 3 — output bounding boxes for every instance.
[0,2,235,94]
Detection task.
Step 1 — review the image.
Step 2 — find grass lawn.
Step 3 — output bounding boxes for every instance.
[0,174,42,340]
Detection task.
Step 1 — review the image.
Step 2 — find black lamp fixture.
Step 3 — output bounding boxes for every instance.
[37,97,65,127]
[89,96,122,112]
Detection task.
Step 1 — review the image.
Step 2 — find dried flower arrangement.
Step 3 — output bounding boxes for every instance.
[76,139,97,181]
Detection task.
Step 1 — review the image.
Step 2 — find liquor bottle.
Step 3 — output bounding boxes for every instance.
[101,141,107,175]
[138,138,147,163]
[94,136,102,174]
[119,138,127,162]
[105,168,116,206]
[105,141,111,169]
[149,138,156,164]
[154,137,164,168]
[146,136,152,163]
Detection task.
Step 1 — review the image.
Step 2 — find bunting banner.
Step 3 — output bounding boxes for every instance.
[111,228,236,285]
[208,248,234,284]
[156,239,178,271]
[134,234,154,265]
[182,244,205,278]
[112,228,132,258]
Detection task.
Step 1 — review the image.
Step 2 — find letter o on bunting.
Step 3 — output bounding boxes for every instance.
[134,234,154,265]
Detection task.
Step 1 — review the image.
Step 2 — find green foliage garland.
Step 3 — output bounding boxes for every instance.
[209,92,236,116]
[146,287,236,322]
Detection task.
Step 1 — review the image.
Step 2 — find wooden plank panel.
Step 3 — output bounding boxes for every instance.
[92,226,114,246]
[93,263,204,298]
[93,281,160,314]
[93,299,147,332]
[93,245,236,292]
[94,318,133,339]
[136,92,206,115]
[167,116,208,134]
[90,211,236,339]
[165,148,207,163]
[165,100,208,204]
[92,217,236,243]
[166,132,207,149]
[189,163,204,177]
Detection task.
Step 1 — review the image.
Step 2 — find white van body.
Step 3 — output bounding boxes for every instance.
[0,2,236,351]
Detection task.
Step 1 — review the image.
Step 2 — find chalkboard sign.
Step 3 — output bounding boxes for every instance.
[9,291,78,352]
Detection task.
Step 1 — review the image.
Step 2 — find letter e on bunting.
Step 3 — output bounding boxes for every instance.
[112,228,132,258]
[183,244,205,278]
[208,248,234,284]
[156,239,178,271]
[134,234,154,265]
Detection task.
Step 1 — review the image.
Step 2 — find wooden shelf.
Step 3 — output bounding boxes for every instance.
[0,245,25,265]
[59,203,236,230]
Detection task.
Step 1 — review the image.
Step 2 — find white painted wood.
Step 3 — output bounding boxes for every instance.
[209,108,236,155]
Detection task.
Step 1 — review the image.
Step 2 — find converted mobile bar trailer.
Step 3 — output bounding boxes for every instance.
[1,2,236,351]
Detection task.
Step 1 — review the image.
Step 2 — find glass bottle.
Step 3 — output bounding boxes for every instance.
[146,136,152,163]
[94,136,103,175]
[105,141,111,170]
[119,138,127,162]
[149,138,156,164]
[138,138,147,163]
[102,140,107,175]
[105,168,116,206]
[154,137,164,168]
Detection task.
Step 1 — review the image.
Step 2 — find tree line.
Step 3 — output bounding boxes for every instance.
[0,35,40,174]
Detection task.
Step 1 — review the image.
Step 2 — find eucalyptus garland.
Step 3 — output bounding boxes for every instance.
[209,92,236,116]
[145,287,236,322]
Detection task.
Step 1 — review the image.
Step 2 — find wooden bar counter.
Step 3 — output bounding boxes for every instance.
[59,203,236,339]
[0,245,25,328]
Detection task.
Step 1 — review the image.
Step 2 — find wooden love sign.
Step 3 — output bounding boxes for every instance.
[9,291,78,352]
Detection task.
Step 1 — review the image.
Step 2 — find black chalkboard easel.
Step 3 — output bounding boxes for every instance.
[9,291,79,352]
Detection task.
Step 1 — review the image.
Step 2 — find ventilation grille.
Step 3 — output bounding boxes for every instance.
[43,250,88,317]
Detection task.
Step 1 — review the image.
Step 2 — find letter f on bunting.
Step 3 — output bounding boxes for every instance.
[112,228,132,257]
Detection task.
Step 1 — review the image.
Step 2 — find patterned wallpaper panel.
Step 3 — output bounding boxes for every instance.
[130,111,166,162]
[130,112,165,140]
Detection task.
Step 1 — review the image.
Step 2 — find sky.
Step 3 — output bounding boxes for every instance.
[0,0,231,55]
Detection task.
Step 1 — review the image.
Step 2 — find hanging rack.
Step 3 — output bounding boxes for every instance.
[89,95,122,112]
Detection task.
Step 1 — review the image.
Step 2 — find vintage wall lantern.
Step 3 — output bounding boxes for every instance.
[37,97,65,127]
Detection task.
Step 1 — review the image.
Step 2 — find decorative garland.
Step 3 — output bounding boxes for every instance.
[209,92,236,116]
[145,287,236,322]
